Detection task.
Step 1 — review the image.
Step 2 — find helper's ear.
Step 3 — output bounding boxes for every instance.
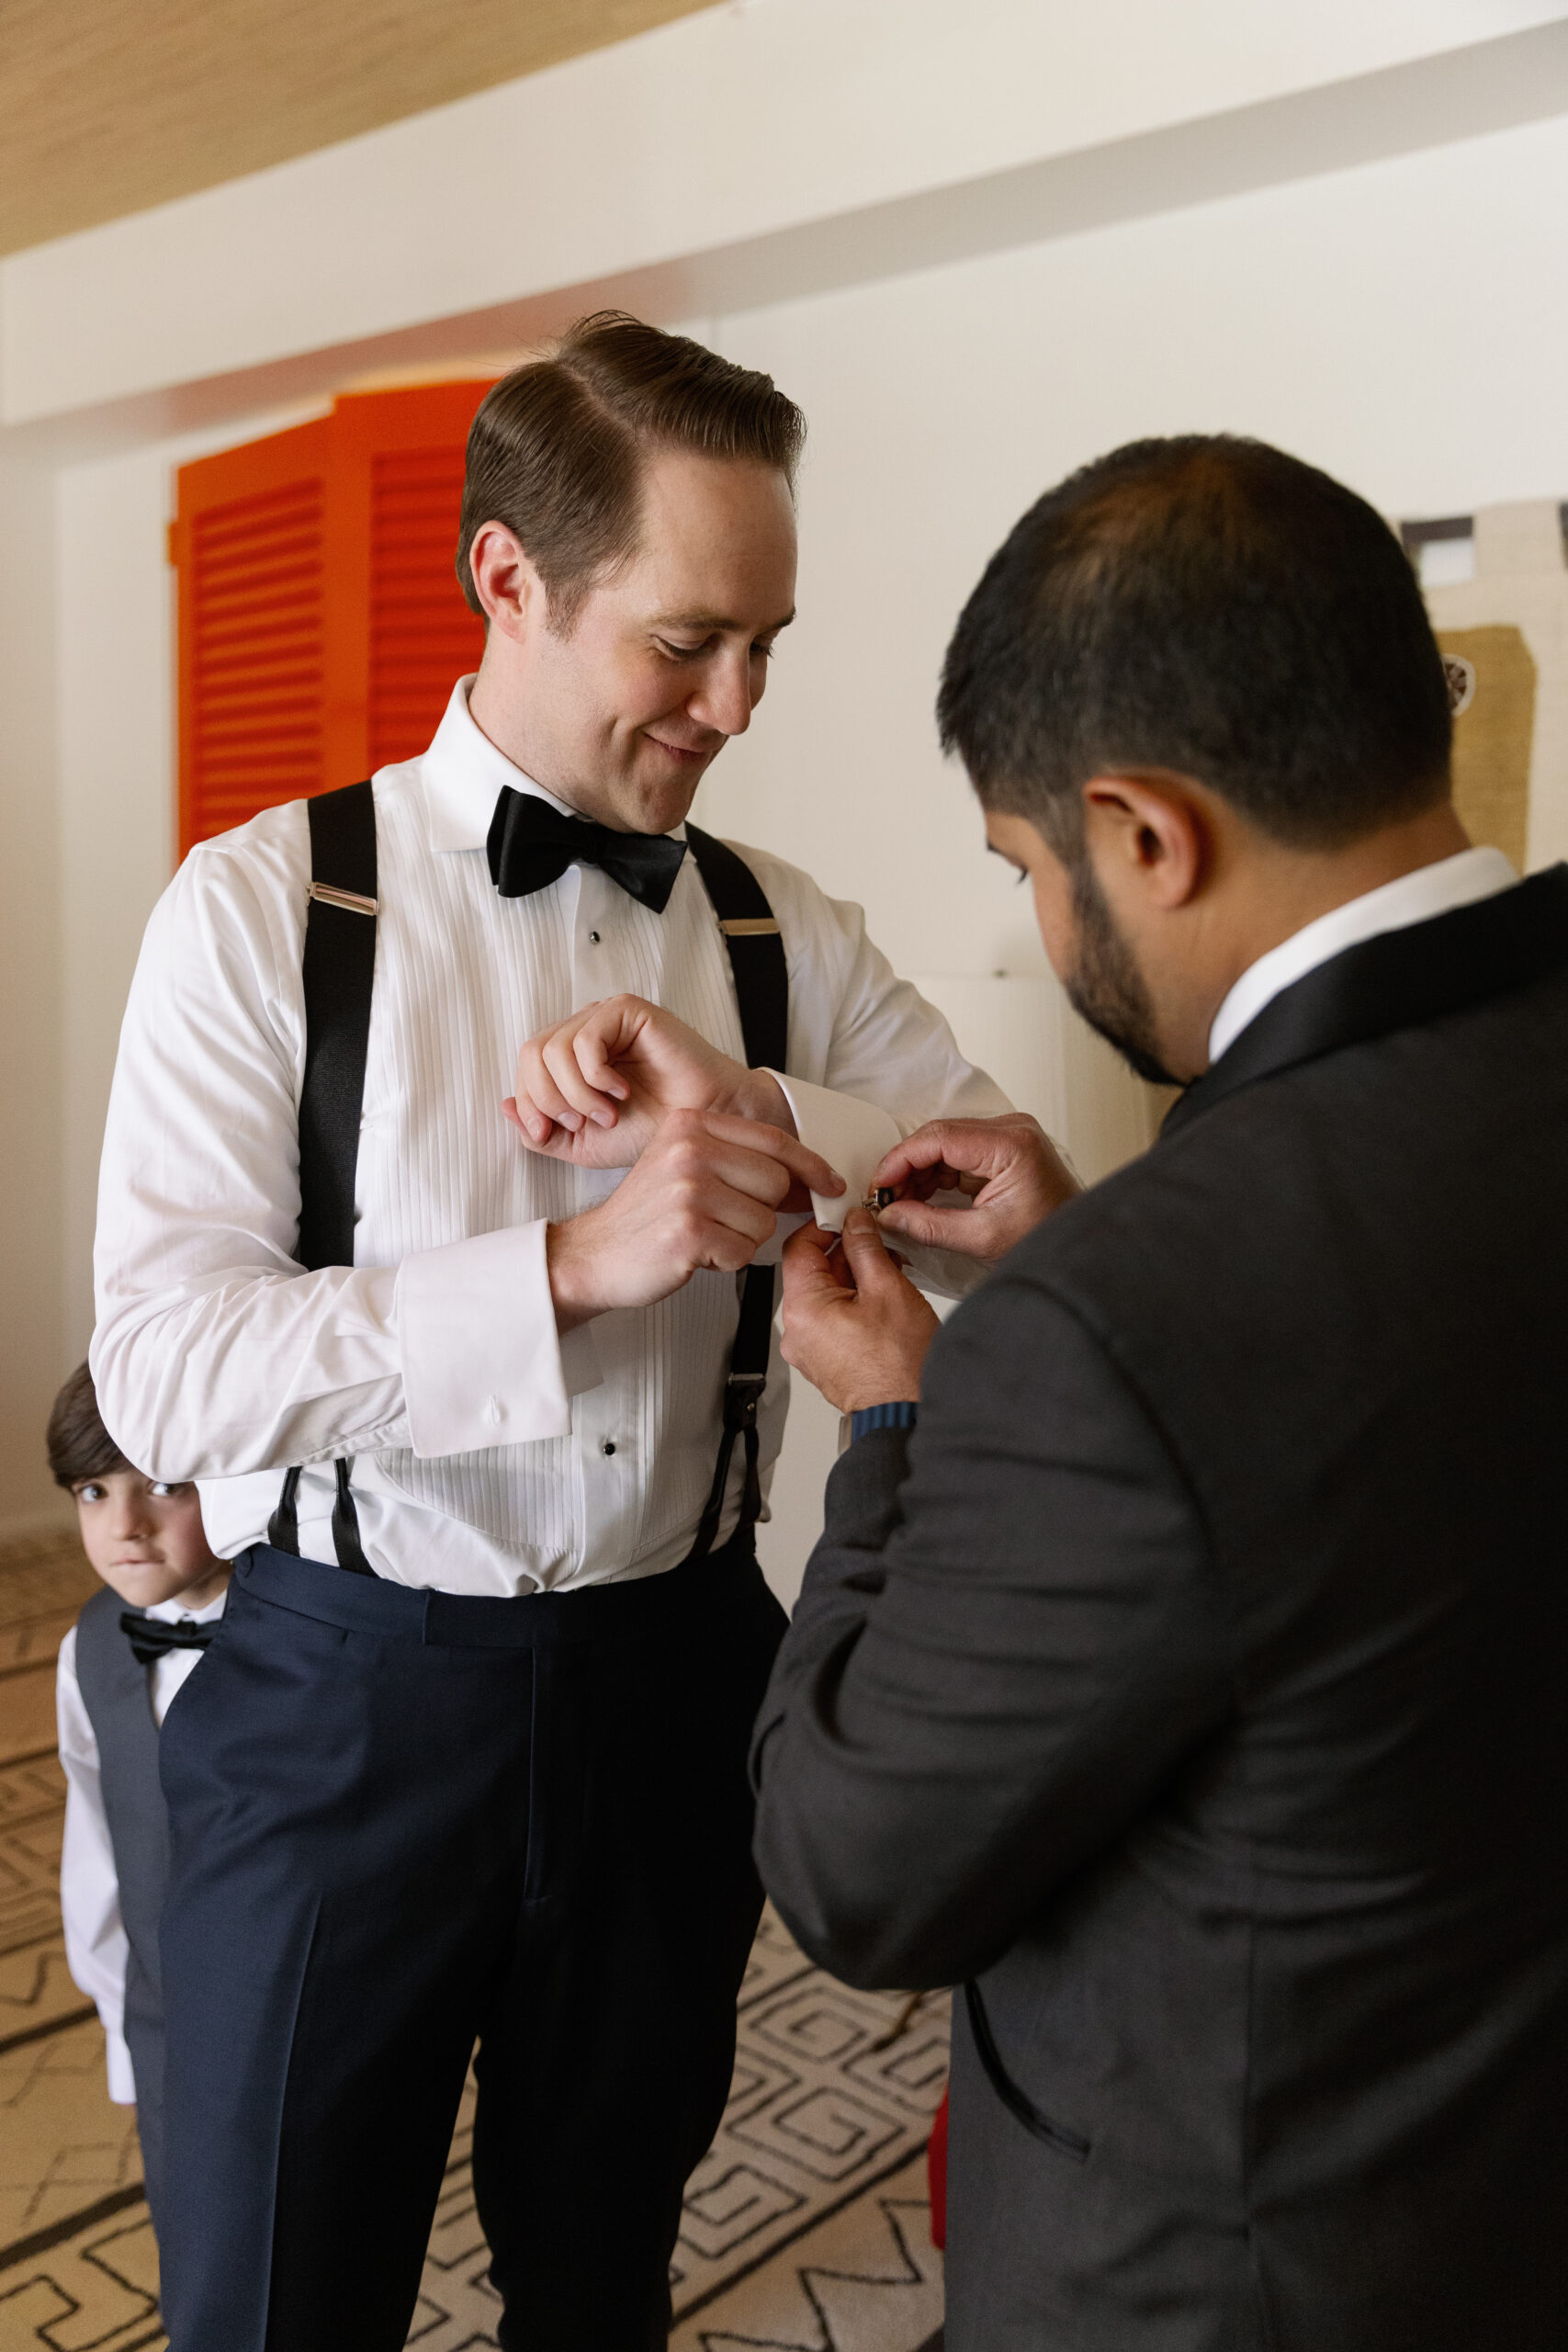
[1081,769,1210,911]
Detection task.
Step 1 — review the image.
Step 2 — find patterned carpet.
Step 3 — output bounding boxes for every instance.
[0,1531,948,2350]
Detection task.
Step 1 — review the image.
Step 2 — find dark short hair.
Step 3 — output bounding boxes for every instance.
[938,435,1452,850]
[456,311,807,628]
[48,1362,129,1490]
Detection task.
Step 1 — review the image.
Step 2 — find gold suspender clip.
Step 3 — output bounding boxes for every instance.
[307,881,379,918]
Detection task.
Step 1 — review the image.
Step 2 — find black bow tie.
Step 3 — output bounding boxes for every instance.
[119,1610,217,1667]
[487,788,688,915]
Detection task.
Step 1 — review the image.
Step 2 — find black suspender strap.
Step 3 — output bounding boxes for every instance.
[682,825,789,1070]
[270,1457,369,1577]
[267,781,378,1577]
[682,825,790,1561]
[297,783,378,1274]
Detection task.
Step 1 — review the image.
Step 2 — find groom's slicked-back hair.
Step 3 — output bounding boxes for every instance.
[457,311,806,628]
[938,435,1452,852]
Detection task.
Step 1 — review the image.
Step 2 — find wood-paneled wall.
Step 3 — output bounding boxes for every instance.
[0,0,712,255]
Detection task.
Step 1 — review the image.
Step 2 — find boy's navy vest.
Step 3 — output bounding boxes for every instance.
[73,1583,175,2233]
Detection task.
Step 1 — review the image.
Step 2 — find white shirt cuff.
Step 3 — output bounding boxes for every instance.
[770,1074,902,1234]
[104,2026,137,2106]
[398,1221,593,1457]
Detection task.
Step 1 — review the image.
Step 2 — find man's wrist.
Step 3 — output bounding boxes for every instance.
[545,1216,602,1333]
[850,1401,919,1443]
[729,1066,795,1133]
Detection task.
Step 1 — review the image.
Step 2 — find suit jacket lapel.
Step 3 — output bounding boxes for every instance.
[1165,865,1568,1138]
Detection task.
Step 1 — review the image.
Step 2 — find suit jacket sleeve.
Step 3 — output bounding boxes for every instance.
[751,1267,1232,1989]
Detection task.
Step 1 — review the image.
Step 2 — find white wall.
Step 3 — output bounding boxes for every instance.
[8,0,1568,1560]
[0,453,66,1532]
[701,106,1568,955]
[56,450,182,1367]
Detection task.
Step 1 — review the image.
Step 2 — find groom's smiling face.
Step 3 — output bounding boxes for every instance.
[475,447,797,838]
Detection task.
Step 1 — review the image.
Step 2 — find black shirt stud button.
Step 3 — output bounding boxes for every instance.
[602,1441,616,1455]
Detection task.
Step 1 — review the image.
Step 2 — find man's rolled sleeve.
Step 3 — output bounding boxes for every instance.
[397,1221,594,1457]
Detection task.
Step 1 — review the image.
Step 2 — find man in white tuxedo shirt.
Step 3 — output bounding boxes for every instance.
[91,314,1009,2351]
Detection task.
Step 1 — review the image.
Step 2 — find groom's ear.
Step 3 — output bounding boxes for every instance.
[468,522,545,644]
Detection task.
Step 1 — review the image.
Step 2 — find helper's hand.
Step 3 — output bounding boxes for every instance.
[780,1211,941,1413]
[505,994,793,1170]
[547,1110,843,1329]
[873,1114,1080,1266]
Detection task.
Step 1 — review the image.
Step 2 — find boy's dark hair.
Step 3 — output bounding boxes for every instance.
[938,435,1452,854]
[48,1362,129,1490]
[456,311,807,628]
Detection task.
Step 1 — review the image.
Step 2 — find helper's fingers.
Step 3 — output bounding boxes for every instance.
[783,1223,858,1311]
[870,1117,1035,1194]
[875,1196,987,1251]
[891,1159,957,1204]
[835,1206,908,1295]
[869,1124,991,1193]
[784,1220,846,1285]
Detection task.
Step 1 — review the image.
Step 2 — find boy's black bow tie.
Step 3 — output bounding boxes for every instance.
[487,788,687,914]
[119,1610,217,1667]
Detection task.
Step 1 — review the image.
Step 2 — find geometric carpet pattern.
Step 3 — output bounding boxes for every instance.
[0,1531,948,2351]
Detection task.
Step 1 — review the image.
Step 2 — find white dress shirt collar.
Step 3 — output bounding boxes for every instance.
[421,675,577,852]
[142,1587,229,1625]
[421,675,686,854]
[1209,846,1520,1067]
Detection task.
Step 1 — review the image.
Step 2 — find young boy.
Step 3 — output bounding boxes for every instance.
[51,1361,229,2239]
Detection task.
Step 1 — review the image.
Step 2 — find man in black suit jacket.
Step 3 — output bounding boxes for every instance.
[751,435,1568,2350]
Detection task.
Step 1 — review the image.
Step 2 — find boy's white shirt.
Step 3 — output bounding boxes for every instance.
[56,1587,228,2104]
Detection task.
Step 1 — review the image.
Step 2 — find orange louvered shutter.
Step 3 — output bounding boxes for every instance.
[175,418,332,853]
[175,380,493,858]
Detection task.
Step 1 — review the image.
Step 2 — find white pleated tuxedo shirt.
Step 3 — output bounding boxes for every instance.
[92,680,1009,1596]
[57,1587,229,2103]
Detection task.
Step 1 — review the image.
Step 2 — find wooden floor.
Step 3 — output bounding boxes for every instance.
[0,1530,947,2349]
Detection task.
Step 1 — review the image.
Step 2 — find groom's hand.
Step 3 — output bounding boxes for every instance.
[780,1211,940,1413]
[506,995,794,1170]
[547,1110,842,1330]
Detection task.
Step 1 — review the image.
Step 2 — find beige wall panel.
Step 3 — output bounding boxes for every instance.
[1425,501,1568,873]
[1438,625,1536,873]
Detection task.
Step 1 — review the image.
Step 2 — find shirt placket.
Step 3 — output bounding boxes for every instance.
[570,863,649,1566]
